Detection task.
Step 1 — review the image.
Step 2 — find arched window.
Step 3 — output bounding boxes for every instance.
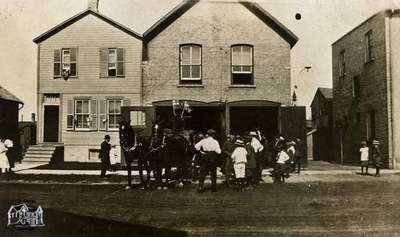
[179,44,202,84]
[231,44,253,85]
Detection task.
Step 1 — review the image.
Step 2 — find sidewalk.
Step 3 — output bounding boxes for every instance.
[13,160,400,176]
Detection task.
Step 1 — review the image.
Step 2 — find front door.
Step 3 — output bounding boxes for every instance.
[43,106,59,142]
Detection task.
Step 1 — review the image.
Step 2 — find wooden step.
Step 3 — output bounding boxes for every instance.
[23,157,51,163]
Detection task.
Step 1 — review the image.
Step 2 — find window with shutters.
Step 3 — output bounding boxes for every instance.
[75,100,90,130]
[100,48,124,78]
[54,48,77,78]
[107,99,122,130]
[179,44,201,84]
[231,45,253,85]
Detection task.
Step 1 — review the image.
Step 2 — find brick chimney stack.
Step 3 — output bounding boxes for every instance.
[88,0,99,12]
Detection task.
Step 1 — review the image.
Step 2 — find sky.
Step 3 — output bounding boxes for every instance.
[0,0,396,120]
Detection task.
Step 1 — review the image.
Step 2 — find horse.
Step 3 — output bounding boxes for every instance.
[118,121,151,189]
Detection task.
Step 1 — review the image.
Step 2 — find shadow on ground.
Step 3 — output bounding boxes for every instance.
[0,200,187,237]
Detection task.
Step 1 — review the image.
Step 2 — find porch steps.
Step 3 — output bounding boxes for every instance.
[22,144,60,164]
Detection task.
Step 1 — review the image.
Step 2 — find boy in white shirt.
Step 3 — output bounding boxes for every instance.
[274,147,290,183]
[231,139,247,191]
[360,141,369,175]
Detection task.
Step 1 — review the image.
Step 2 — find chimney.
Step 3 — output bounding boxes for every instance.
[88,0,99,12]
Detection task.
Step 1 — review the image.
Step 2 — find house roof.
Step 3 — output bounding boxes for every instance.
[310,87,332,107]
[0,86,23,104]
[33,9,142,43]
[318,87,333,99]
[143,0,298,48]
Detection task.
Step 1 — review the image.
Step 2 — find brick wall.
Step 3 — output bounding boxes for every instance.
[143,1,292,105]
[332,11,389,166]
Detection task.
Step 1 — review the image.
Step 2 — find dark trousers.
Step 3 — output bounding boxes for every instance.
[198,152,218,191]
[100,157,111,177]
[293,156,302,173]
[254,152,262,184]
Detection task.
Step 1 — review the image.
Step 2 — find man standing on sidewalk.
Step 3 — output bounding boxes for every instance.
[99,135,112,178]
[195,129,221,193]
[249,131,264,184]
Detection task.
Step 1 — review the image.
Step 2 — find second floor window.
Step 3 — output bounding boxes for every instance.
[100,48,125,77]
[365,30,374,63]
[54,48,77,78]
[180,44,202,83]
[339,50,346,78]
[352,76,360,99]
[231,45,253,85]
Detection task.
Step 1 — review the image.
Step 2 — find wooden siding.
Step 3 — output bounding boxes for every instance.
[38,14,142,94]
[143,1,291,105]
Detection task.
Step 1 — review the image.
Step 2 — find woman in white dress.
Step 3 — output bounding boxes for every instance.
[0,139,9,175]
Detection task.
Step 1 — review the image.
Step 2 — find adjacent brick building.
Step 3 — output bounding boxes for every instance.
[332,9,400,168]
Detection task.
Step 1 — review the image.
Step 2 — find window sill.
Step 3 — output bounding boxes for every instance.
[100,76,125,79]
[54,76,78,79]
[177,84,204,88]
[229,85,256,88]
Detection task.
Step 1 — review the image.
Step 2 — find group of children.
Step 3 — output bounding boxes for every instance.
[222,133,302,191]
[360,139,382,177]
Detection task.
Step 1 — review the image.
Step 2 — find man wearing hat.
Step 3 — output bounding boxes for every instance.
[99,135,112,177]
[195,129,221,192]
[371,139,382,177]
[249,131,264,184]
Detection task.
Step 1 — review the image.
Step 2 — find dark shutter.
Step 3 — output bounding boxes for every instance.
[99,99,107,130]
[54,49,61,77]
[117,48,124,77]
[90,99,98,130]
[67,99,74,130]
[100,48,108,77]
[70,48,77,76]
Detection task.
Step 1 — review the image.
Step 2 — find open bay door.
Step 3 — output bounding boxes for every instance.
[279,106,307,164]
[120,105,155,165]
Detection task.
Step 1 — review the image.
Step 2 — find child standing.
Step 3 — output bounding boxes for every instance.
[274,146,290,183]
[360,141,369,175]
[231,139,247,191]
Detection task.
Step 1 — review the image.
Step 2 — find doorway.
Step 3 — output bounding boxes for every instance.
[43,106,59,142]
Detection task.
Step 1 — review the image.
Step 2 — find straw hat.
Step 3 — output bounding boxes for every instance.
[235,139,245,146]
[361,141,367,145]
[249,131,257,136]
[372,140,380,145]
[206,129,216,136]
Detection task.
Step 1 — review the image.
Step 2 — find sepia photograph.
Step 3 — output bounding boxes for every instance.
[0,0,400,236]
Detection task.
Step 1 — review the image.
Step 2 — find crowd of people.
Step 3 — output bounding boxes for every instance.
[193,129,304,193]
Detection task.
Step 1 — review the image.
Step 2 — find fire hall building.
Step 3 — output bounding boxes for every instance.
[30,0,304,163]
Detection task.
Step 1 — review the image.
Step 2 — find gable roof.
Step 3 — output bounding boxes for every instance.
[318,87,333,99]
[239,1,298,48]
[33,9,142,44]
[310,87,332,107]
[0,86,23,104]
[143,0,199,43]
[143,0,298,48]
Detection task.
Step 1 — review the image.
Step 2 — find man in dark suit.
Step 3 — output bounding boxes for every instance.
[99,135,112,177]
